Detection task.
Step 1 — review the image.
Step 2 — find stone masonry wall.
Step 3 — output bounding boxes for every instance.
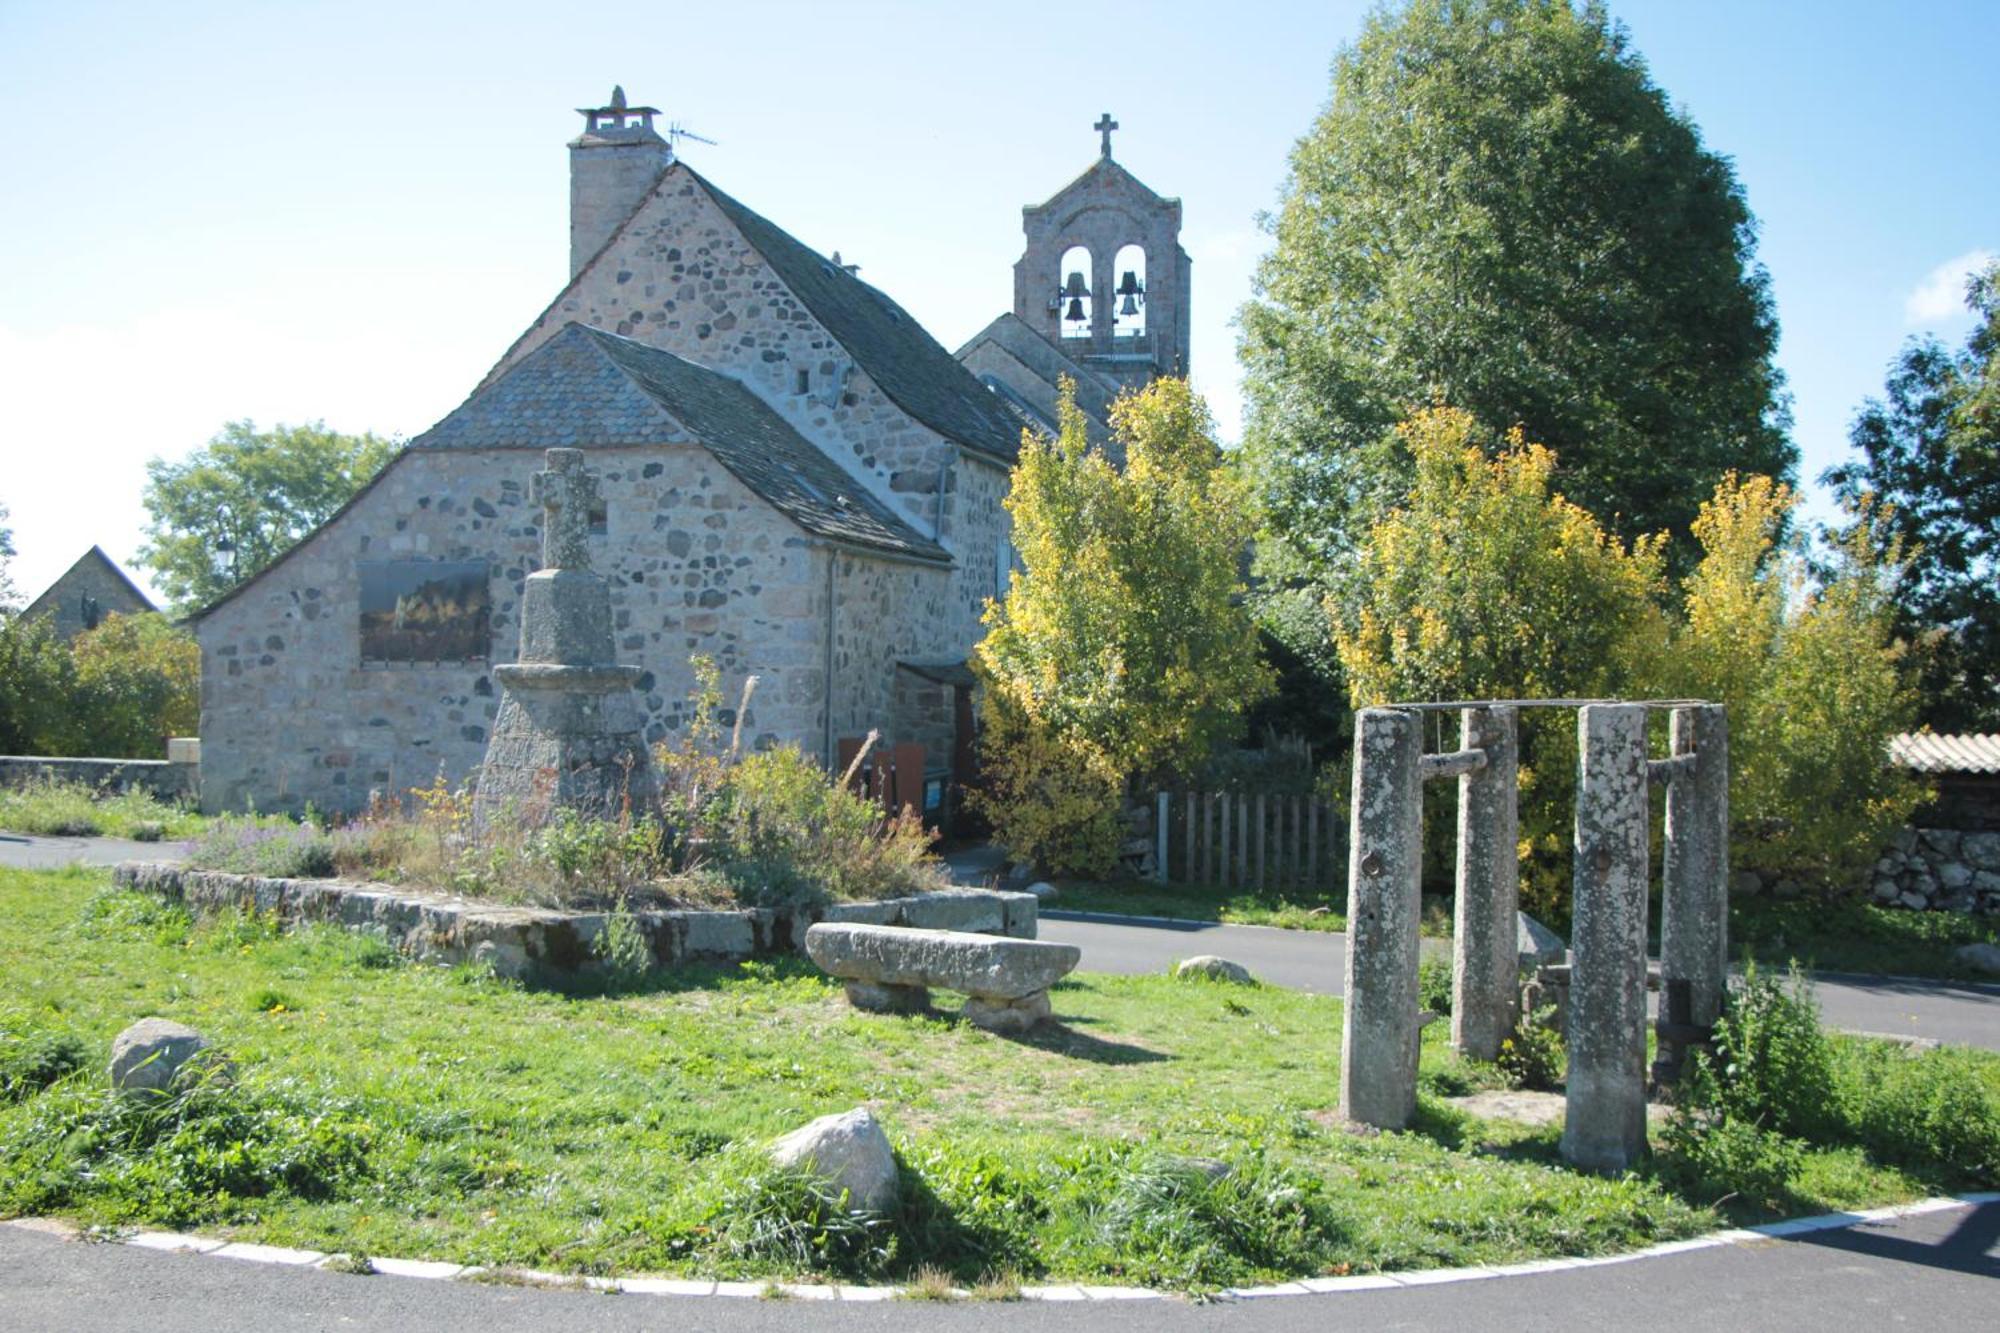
[1870,826,2000,914]
[199,443,952,814]
[23,555,153,640]
[489,166,1009,650]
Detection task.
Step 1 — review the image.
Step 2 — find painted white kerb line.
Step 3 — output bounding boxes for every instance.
[7,1193,1996,1303]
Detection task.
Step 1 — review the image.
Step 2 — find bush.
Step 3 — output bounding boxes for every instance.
[0,613,198,759]
[967,692,1124,878]
[0,776,200,840]
[1837,1043,2000,1186]
[1417,955,1453,1017]
[1685,962,1839,1143]
[1657,1115,1804,1212]
[188,817,336,879]
[1496,1009,1564,1091]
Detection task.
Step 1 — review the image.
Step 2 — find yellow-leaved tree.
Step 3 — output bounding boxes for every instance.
[1331,407,1670,915]
[974,378,1272,876]
[1674,474,1921,883]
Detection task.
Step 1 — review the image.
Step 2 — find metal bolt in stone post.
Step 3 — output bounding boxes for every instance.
[1561,704,1651,1172]
[1339,707,1424,1130]
[1659,704,1729,1073]
[1452,705,1519,1061]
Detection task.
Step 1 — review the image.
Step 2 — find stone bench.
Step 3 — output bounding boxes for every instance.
[803,922,1080,1033]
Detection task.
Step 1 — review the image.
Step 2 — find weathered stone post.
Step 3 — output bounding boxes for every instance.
[1452,704,1519,1061]
[1658,704,1729,1080]
[473,449,658,826]
[1561,703,1650,1171]
[1340,707,1423,1130]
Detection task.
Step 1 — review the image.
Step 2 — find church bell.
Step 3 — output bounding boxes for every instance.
[1119,294,1139,316]
[1064,297,1087,324]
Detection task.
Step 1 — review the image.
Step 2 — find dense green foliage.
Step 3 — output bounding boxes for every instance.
[1241,0,1791,580]
[0,612,200,758]
[140,420,396,612]
[0,500,18,612]
[1664,965,2000,1210]
[975,379,1271,875]
[1825,260,2000,730]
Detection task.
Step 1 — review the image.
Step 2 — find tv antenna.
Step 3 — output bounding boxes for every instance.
[667,122,718,151]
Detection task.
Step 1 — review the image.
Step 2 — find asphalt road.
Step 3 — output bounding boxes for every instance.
[1040,910,2000,1051]
[0,832,189,869]
[2,1202,1995,1332]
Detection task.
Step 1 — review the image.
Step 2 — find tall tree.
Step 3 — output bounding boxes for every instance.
[1240,0,1793,575]
[140,420,396,611]
[1825,261,2000,730]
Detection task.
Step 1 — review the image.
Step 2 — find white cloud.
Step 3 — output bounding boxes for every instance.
[1903,249,1995,327]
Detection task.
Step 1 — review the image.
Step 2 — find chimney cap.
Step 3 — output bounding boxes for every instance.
[575,85,663,141]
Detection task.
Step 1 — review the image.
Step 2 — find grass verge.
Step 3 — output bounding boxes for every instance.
[1,865,1993,1291]
[1730,895,2000,982]
[0,778,206,841]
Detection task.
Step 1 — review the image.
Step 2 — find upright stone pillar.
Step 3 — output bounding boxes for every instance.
[1340,707,1423,1130]
[1452,705,1519,1061]
[473,449,658,826]
[1659,704,1729,1075]
[1562,704,1650,1171]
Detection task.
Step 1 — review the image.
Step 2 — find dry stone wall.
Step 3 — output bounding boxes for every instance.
[198,443,951,814]
[1871,827,2000,914]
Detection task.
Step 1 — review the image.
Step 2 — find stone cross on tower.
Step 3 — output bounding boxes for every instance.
[1095,112,1118,159]
[530,448,598,571]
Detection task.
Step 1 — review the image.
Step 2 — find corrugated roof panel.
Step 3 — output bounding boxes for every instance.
[1889,733,2000,774]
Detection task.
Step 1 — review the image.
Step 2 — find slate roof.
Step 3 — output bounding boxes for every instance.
[1890,733,2000,775]
[22,546,157,617]
[685,166,1025,465]
[413,323,949,564]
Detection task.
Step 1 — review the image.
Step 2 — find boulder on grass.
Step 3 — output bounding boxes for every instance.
[108,1018,215,1093]
[1174,955,1253,984]
[1955,942,2000,975]
[769,1107,899,1213]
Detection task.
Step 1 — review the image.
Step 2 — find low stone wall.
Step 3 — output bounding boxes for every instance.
[112,862,1036,983]
[0,756,198,801]
[1871,826,2000,913]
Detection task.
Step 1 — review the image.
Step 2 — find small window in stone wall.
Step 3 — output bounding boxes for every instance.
[589,501,608,536]
[359,560,490,666]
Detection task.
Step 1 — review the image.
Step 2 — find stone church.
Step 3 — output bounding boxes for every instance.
[192,91,1189,815]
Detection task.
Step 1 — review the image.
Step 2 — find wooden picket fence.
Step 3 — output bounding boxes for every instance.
[1152,791,1344,890]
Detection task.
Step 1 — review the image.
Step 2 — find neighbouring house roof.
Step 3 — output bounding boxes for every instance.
[1890,733,2000,776]
[21,545,157,622]
[414,322,950,564]
[956,312,1121,426]
[685,166,1026,465]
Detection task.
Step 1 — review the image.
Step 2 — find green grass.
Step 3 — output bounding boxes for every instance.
[1730,895,2000,983]
[1053,878,1351,932]
[0,778,206,840]
[0,865,1988,1291]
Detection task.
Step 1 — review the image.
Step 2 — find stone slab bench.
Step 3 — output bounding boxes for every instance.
[804,922,1081,1032]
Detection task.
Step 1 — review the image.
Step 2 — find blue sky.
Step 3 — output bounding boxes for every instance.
[0,0,1993,601]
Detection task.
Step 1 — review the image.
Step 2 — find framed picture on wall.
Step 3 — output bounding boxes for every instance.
[359,561,490,666]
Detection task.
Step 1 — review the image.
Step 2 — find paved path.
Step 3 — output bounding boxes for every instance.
[1040,910,2000,1051]
[1,1201,1994,1331]
[0,831,189,869]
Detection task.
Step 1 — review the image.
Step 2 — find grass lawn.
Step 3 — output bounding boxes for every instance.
[2,865,1993,1292]
[1052,878,1354,933]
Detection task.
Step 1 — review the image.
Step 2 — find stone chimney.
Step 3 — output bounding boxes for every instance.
[568,86,671,280]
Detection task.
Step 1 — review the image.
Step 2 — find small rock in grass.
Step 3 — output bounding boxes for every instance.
[769,1108,899,1213]
[1174,955,1253,984]
[1730,870,1764,898]
[1954,942,2000,975]
[1025,881,1059,902]
[108,1018,216,1093]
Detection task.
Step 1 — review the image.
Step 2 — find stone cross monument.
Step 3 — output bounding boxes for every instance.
[472,449,658,825]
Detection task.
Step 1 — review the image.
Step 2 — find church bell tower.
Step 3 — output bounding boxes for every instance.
[1012,114,1191,393]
